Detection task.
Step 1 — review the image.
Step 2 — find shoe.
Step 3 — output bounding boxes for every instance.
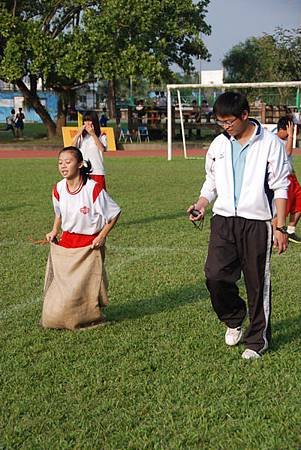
[241,349,261,360]
[288,232,301,244]
[225,326,243,346]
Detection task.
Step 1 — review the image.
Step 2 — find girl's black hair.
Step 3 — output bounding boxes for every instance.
[59,146,92,185]
[82,110,101,138]
[213,91,250,118]
[277,115,292,131]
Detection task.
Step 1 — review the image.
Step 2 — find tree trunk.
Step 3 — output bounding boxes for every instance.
[56,95,67,137]
[15,79,57,138]
[107,79,116,119]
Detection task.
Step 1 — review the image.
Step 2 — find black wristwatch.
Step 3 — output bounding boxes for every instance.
[275,226,288,234]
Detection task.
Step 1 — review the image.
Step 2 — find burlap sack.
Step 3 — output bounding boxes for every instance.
[41,243,109,330]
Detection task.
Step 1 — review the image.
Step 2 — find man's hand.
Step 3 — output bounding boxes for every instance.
[187,204,205,222]
[273,230,288,254]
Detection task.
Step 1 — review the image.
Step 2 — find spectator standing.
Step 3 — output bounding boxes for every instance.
[100,108,109,127]
[5,108,16,136]
[72,111,106,190]
[15,107,25,138]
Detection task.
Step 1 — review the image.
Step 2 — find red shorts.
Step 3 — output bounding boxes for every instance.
[287,173,301,216]
[90,175,106,190]
[59,231,99,248]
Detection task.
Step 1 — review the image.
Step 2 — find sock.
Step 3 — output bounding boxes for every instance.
[287,226,295,234]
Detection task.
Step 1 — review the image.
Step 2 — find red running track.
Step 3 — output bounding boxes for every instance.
[0,148,300,159]
[0,148,208,159]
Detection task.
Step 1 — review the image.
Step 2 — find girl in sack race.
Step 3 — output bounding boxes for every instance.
[41,146,121,330]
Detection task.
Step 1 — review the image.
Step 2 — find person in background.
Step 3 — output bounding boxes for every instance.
[201,99,213,123]
[275,116,301,243]
[15,107,25,138]
[191,99,202,122]
[190,99,202,139]
[100,108,109,127]
[72,110,106,190]
[5,108,16,136]
[188,91,289,360]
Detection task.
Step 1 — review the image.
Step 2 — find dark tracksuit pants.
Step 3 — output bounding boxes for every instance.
[205,215,273,354]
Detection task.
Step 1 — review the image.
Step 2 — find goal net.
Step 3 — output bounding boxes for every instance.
[166,81,301,160]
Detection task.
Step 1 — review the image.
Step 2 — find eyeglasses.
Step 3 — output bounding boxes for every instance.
[215,117,239,127]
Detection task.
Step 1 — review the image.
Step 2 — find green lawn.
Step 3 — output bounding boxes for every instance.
[0,156,300,449]
[0,122,46,139]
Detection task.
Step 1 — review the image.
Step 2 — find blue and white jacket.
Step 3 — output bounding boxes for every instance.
[200,119,290,221]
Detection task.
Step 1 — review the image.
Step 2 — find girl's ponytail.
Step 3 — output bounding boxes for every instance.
[80,159,92,185]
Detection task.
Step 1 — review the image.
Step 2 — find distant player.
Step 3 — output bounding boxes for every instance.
[275,116,301,243]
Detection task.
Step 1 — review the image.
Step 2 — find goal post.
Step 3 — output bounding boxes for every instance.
[167,81,301,161]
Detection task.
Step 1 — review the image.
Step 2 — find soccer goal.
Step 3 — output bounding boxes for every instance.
[167,81,301,161]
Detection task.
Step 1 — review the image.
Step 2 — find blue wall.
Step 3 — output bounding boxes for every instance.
[0,91,58,123]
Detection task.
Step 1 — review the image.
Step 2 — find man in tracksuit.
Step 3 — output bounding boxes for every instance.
[188,92,289,360]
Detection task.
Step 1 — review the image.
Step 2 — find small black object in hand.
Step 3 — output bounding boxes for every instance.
[190,209,201,218]
[189,208,204,231]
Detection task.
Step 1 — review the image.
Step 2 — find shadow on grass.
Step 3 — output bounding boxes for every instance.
[121,211,186,227]
[108,283,209,322]
[271,314,301,351]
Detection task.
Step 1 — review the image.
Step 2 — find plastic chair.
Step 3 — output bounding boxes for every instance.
[119,128,132,143]
[137,126,150,143]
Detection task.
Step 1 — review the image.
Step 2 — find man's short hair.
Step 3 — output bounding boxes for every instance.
[277,115,292,131]
[213,91,250,117]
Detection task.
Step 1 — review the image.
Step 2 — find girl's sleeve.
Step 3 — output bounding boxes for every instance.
[100,134,107,149]
[52,184,61,217]
[268,137,290,199]
[94,188,121,223]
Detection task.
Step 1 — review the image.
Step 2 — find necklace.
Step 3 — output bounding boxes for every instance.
[66,178,83,195]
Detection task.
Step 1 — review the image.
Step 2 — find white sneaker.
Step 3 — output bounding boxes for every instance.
[242,349,261,360]
[225,326,243,346]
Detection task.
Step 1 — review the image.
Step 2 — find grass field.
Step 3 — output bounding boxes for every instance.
[0,155,300,449]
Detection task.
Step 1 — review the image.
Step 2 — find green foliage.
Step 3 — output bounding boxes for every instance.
[0,156,300,449]
[223,28,301,84]
[0,0,211,129]
[0,0,211,87]
[78,0,211,83]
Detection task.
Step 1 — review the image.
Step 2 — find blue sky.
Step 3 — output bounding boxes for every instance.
[200,0,301,70]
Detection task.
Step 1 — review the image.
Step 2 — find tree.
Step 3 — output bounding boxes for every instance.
[0,1,97,137]
[222,28,301,104]
[83,0,211,116]
[223,28,301,83]
[0,0,211,135]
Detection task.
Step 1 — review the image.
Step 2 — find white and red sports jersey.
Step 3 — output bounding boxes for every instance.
[274,133,293,174]
[78,135,105,175]
[52,178,120,235]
